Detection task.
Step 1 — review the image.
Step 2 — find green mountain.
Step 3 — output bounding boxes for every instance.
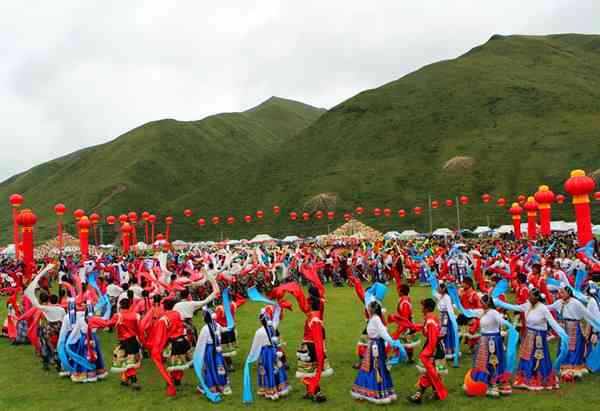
[3,34,600,243]
[0,97,325,243]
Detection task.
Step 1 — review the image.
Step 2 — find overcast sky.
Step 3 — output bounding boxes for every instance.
[1,0,598,181]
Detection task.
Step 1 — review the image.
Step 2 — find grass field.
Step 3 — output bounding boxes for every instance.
[1,285,599,411]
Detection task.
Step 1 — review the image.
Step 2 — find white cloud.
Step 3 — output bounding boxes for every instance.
[1,0,598,180]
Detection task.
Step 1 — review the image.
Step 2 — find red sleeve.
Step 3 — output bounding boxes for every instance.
[348,276,365,302]
[422,321,438,357]
[303,320,324,395]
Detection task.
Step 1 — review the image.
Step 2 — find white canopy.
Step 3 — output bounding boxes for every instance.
[432,228,453,237]
[496,225,514,234]
[384,231,402,240]
[399,230,419,239]
[250,234,276,243]
[593,225,600,235]
[282,235,302,243]
[473,226,492,235]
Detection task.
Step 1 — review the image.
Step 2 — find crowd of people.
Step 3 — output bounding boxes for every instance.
[1,232,600,405]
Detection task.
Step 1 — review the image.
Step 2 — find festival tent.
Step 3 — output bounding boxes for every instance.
[250,234,277,243]
[473,226,492,235]
[496,225,514,234]
[592,225,600,235]
[384,231,402,240]
[282,235,302,243]
[432,228,453,237]
[330,219,383,240]
[399,230,420,239]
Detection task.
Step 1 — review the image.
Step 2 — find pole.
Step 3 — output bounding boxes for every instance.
[12,207,19,259]
[57,216,63,254]
[455,196,461,234]
[428,194,433,234]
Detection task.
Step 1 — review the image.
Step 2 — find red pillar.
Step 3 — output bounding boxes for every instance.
[534,185,555,237]
[564,169,596,246]
[523,197,538,241]
[77,217,91,259]
[16,209,36,281]
[509,203,523,239]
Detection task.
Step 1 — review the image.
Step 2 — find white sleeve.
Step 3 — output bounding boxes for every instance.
[373,315,393,341]
[247,328,267,361]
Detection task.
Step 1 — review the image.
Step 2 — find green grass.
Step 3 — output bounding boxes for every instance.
[1,285,599,410]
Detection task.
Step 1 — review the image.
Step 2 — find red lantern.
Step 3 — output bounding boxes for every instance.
[9,194,24,208]
[73,209,85,220]
[594,191,600,201]
[556,194,566,204]
[128,211,138,224]
[54,203,66,216]
[459,196,469,205]
[315,210,324,220]
[398,209,406,218]
[89,213,100,224]
[121,222,133,254]
[302,212,310,221]
[383,208,392,217]
[445,199,454,207]
[256,210,265,219]
[413,206,423,215]
[183,209,193,218]
[431,200,439,209]
[327,211,335,220]
[534,185,555,237]
[355,207,364,215]
[564,169,596,245]
[273,205,281,215]
[106,215,116,225]
[373,208,382,217]
[481,193,491,203]
[509,203,523,239]
[142,211,150,221]
[77,216,91,258]
[226,216,235,225]
[165,216,174,225]
[16,208,36,280]
[496,198,506,207]
[211,216,220,225]
[197,218,206,227]
[147,214,156,223]
[119,214,129,224]
[244,215,252,223]
[290,211,297,221]
[343,212,352,222]
[523,197,538,241]
[517,194,526,205]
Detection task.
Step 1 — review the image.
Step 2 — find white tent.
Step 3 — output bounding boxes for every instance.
[432,228,453,237]
[384,231,402,240]
[593,225,600,235]
[399,230,419,239]
[473,226,492,235]
[250,234,276,243]
[496,225,514,234]
[282,235,302,243]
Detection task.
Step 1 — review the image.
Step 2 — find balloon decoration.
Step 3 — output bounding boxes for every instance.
[54,203,66,253]
[509,202,523,240]
[523,197,538,241]
[413,206,423,215]
[290,212,297,221]
[121,222,133,254]
[256,210,265,219]
[165,216,174,241]
[355,207,364,215]
[273,205,281,215]
[445,199,454,207]
[198,218,206,227]
[244,215,252,223]
[76,216,91,259]
[459,195,469,205]
[9,194,24,258]
[556,194,566,204]
[534,185,555,237]
[73,209,85,221]
[373,208,382,217]
[16,208,36,280]
[89,213,101,245]
[398,209,406,218]
[327,211,335,220]
[148,214,157,243]
[496,198,506,207]
[481,193,491,203]
[564,169,596,246]
[383,208,392,217]
[431,201,440,209]
[183,209,193,218]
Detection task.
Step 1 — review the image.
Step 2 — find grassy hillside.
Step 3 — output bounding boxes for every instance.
[3,34,600,243]
[0,97,325,243]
